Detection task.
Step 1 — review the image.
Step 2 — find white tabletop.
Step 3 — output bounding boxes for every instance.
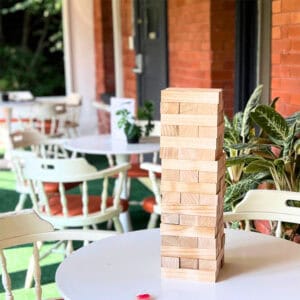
[56,229,300,300]
[64,134,160,156]
[0,101,35,108]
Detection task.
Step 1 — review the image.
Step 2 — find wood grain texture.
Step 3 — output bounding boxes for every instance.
[161,256,179,269]
[161,88,222,104]
[161,192,181,204]
[160,102,179,114]
[160,180,222,194]
[160,223,220,238]
[161,267,220,282]
[161,155,225,172]
[160,147,178,159]
[161,114,223,127]
[180,102,222,115]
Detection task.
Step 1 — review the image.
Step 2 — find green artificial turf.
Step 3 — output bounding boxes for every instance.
[0,154,154,299]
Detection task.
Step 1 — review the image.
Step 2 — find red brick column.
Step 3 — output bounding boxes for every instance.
[94,0,114,133]
[211,0,235,117]
[121,0,136,99]
[168,0,235,118]
[272,0,300,116]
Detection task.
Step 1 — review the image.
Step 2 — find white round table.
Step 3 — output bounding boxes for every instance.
[56,229,300,300]
[64,134,160,231]
[64,134,160,156]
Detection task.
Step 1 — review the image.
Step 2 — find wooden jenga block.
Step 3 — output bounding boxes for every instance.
[162,169,180,181]
[198,122,225,138]
[160,147,178,159]
[161,88,222,104]
[198,248,224,271]
[161,245,220,260]
[161,204,220,217]
[180,170,198,182]
[161,192,181,204]
[161,180,222,194]
[180,258,198,270]
[177,145,223,161]
[161,267,220,282]
[161,125,178,136]
[178,236,198,248]
[179,214,218,227]
[161,213,179,224]
[160,102,179,114]
[162,157,224,172]
[180,193,200,205]
[178,125,198,137]
[161,113,223,127]
[160,136,223,150]
[161,235,179,247]
[178,147,224,161]
[161,256,179,269]
[160,223,219,238]
[180,102,222,115]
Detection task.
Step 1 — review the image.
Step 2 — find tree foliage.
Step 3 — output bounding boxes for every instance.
[0,0,65,95]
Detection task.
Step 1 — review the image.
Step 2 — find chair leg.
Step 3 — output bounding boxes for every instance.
[112,217,124,233]
[106,219,113,230]
[24,241,42,288]
[147,213,159,229]
[15,193,27,211]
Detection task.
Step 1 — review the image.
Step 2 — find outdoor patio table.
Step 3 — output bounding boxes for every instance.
[56,228,300,300]
[63,134,160,232]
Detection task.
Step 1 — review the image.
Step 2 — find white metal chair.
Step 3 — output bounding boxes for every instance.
[9,129,71,211]
[22,157,130,231]
[64,93,82,137]
[22,157,130,288]
[224,189,300,238]
[29,103,67,138]
[139,162,162,228]
[0,209,117,300]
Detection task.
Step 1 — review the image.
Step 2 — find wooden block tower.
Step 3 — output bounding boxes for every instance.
[160,88,225,282]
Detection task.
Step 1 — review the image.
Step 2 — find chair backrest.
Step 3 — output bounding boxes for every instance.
[0,209,116,300]
[9,129,47,150]
[65,93,82,107]
[140,162,162,210]
[30,103,67,137]
[224,189,300,237]
[22,157,131,228]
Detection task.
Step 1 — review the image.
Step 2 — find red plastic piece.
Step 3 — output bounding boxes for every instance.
[136,293,151,300]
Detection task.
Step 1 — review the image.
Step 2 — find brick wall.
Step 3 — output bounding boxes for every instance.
[94,0,236,130]
[121,0,136,99]
[211,0,235,117]
[102,0,115,94]
[94,0,113,133]
[168,0,235,117]
[272,0,300,116]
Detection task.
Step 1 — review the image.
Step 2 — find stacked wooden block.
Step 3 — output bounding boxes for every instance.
[160,88,225,282]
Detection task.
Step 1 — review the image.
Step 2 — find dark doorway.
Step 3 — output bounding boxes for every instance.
[234,0,258,112]
[134,0,168,119]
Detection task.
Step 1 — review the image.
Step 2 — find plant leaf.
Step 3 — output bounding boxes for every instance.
[241,85,263,140]
[250,105,289,144]
[226,155,258,167]
[244,160,273,173]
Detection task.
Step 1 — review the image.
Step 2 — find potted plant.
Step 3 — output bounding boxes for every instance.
[225,91,300,238]
[224,85,270,212]
[116,100,154,143]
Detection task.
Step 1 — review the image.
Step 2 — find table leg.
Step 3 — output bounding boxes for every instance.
[116,154,132,232]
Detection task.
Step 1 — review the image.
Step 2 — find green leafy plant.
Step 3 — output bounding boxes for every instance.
[223,85,269,211]
[116,100,154,143]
